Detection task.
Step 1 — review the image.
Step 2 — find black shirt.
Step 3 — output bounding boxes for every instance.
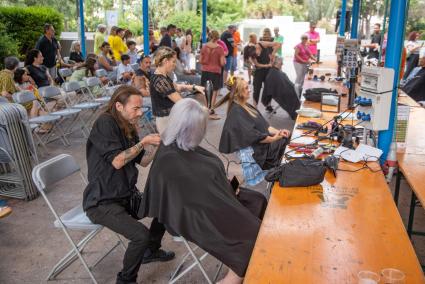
[70,52,85,63]
[256,43,273,66]
[135,69,151,80]
[368,33,382,59]
[150,74,176,117]
[401,67,425,102]
[159,33,172,48]
[221,31,234,57]
[83,113,145,211]
[35,35,59,68]
[27,65,50,88]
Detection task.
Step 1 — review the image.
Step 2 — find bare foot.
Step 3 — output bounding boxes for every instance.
[216,269,243,284]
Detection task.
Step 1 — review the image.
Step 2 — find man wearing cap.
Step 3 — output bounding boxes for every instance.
[94,24,107,55]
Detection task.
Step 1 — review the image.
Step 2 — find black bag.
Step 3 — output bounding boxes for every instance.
[128,188,144,220]
[304,88,338,102]
[265,158,326,187]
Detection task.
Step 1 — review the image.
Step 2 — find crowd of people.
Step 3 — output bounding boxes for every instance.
[2,17,425,284]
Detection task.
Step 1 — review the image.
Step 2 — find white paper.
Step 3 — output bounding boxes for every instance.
[355,144,383,161]
[334,146,363,163]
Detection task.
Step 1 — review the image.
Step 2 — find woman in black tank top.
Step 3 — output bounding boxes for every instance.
[252,29,281,110]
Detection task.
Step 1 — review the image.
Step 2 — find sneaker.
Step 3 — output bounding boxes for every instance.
[142,248,175,264]
[0,206,12,219]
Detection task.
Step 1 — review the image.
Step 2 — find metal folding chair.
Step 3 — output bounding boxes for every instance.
[12,90,70,147]
[38,86,88,139]
[32,154,126,284]
[58,68,73,83]
[169,236,223,284]
[131,63,140,72]
[62,82,102,133]
[82,77,112,104]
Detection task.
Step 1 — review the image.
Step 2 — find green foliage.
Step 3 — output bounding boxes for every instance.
[406,0,425,39]
[160,11,202,42]
[0,6,63,57]
[0,22,19,68]
[246,0,306,21]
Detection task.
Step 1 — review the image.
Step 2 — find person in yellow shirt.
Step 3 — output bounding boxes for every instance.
[109,27,128,62]
[94,24,107,55]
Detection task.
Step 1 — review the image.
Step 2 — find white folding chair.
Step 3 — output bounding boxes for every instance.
[169,236,223,284]
[58,68,73,83]
[38,86,88,139]
[62,81,102,133]
[12,90,69,148]
[82,77,112,104]
[32,154,126,284]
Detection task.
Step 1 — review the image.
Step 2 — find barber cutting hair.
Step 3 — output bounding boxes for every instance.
[83,85,174,284]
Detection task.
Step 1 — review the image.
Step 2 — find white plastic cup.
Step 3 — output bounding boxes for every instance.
[358,270,380,284]
[381,268,405,284]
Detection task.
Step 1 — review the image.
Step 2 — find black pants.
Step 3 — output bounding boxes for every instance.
[253,68,270,105]
[86,202,165,283]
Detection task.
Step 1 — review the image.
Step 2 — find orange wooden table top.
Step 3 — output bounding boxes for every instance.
[245,75,425,283]
[397,95,425,207]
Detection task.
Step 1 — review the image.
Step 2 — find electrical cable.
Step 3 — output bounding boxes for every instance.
[203,137,240,176]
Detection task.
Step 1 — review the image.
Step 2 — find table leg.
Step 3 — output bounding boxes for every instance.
[394,170,402,206]
[407,191,417,239]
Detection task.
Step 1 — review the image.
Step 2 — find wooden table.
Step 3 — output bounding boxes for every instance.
[395,93,425,240]
[245,77,425,283]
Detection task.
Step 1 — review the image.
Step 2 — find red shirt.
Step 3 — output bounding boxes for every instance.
[200,45,225,74]
[294,43,312,64]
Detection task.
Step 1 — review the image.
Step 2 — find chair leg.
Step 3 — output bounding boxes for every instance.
[182,238,213,284]
[213,262,224,283]
[47,228,100,281]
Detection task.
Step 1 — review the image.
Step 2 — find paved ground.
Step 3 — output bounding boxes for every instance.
[0,57,424,283]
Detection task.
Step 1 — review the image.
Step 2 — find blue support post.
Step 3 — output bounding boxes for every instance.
[143,0,149,55]
[350,0,361,39]
[378,0,408,160]
[202,0,207,43]
[339,0,347,37]
[78,0,86,57]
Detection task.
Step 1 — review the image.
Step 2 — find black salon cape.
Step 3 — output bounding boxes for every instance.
[401,67,425,102]
[142,143,261,277]
[262,67,300,120]
[219,103,285,169]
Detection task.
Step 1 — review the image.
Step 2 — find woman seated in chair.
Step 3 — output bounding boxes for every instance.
[142,98,267,284]
[219,77,290,170]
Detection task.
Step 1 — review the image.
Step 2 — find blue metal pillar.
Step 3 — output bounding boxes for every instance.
[143,0,149,55]
[78,0,86,57]
[202,0,207,43]
[378,0,408,160]
[339,0,347,37]
[350,0,361,38]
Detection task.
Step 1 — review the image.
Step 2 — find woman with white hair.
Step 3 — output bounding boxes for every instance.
[142,98,267,284]
[69,41,85,64]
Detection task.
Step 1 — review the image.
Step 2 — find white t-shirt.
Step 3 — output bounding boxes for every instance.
[117,63,133,81]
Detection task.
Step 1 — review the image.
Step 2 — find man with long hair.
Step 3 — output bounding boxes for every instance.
[83,85,174,284]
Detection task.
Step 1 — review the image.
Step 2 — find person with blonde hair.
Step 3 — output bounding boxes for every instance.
[219,77,290,170]
[150,47,204,134]
[199,29,226,119]
[142,98,267,284]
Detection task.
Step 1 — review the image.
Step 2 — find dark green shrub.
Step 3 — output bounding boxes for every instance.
[0,22,19,69]
[0,6,63,58]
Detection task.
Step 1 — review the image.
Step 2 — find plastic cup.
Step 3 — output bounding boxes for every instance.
[358,271,380,284]
[381,268,405,284]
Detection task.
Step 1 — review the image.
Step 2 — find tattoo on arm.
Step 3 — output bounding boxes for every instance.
[112,142,144,169]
